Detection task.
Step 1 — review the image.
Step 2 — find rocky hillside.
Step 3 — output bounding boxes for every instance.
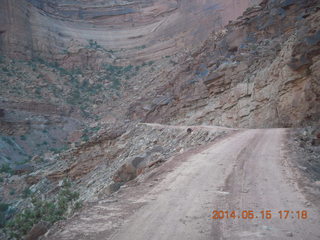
[132,0,320,128]
[0,0,319,239]
[0,0,261,165]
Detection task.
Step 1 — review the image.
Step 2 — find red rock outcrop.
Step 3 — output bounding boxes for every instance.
[0,0,259,67]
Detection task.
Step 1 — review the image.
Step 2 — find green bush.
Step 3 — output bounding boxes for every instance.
[22,188,32,199]
[87,40,104,50]
[20,135,27,141]
[5,180,81,239]
[9,189,16,196]
[0,164,13,175]
[0,55,5,64]
[81,135,89,142]
[135,45,146,50]
[2,67,9,72]
[0,203,10,228]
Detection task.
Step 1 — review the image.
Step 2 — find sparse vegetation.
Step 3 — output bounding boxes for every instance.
[81,134,89,142]
[135,45,146,50]
[102,63,135,90]
[49,144,69,154]
[91,126,101,132]
[0,203,10,228]
[0,54,144,107]
[20,135,27,141]
[0,163,13,175]
[9,189,16,196]
[4,179,81,239]
[0,55,5,64]
[0,52,146,124]
[22,188,32,199]
[86,40,115,54]
[87,39,103,49]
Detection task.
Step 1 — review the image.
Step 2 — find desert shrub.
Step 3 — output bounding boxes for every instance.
[87,39,103,49]
[9,189,16,196]
[0,203,10,228]
[0,164,13,175]
[102,63,136,90]
[0,55,5,64]
[21,188,32,199]
[20,135,27,141]
[91,126,101,132]
[81,134,89,142]
[135,45,146,50]
[2,67,9,72]
[5,180,81,239]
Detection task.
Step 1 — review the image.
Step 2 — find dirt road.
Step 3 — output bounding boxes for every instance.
[47,128,320,240]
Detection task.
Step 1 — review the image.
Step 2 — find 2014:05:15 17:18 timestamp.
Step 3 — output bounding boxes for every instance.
[211,210,308,220]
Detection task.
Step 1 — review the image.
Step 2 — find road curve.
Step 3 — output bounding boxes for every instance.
[45,128,320,240]
[109,129,320,240]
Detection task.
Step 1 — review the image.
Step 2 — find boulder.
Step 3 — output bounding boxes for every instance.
[13,164,34,175]
[24,221,50,240]
[113,163,137,183]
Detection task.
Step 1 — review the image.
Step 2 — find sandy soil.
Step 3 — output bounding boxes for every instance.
[45,128,320,240]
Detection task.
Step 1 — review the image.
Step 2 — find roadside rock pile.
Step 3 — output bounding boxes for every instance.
[17,123,231,202]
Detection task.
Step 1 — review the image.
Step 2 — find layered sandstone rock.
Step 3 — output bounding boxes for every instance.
[0,2,319,239]
[0,0,259,67]
[0,0,262,166]
[131,0,320,128]
[0,0,318,168]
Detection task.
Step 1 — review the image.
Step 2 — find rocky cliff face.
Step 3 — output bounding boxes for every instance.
[0,0,318,176]
[0,0,261,163]
[0,0,258,67]
[1,0,320,238]
[0,1,320,239]
[130,0,320,128]
[0,0,318,166]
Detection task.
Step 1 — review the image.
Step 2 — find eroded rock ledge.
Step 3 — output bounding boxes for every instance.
[131,0,320,128]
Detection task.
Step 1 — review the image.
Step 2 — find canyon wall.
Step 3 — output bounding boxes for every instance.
[0,0,319,166]
[0,0,263,164]
[0,0,258,67]
[129,0,320,128]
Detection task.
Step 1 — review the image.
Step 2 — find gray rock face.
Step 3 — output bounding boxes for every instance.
[136,0,320,128]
